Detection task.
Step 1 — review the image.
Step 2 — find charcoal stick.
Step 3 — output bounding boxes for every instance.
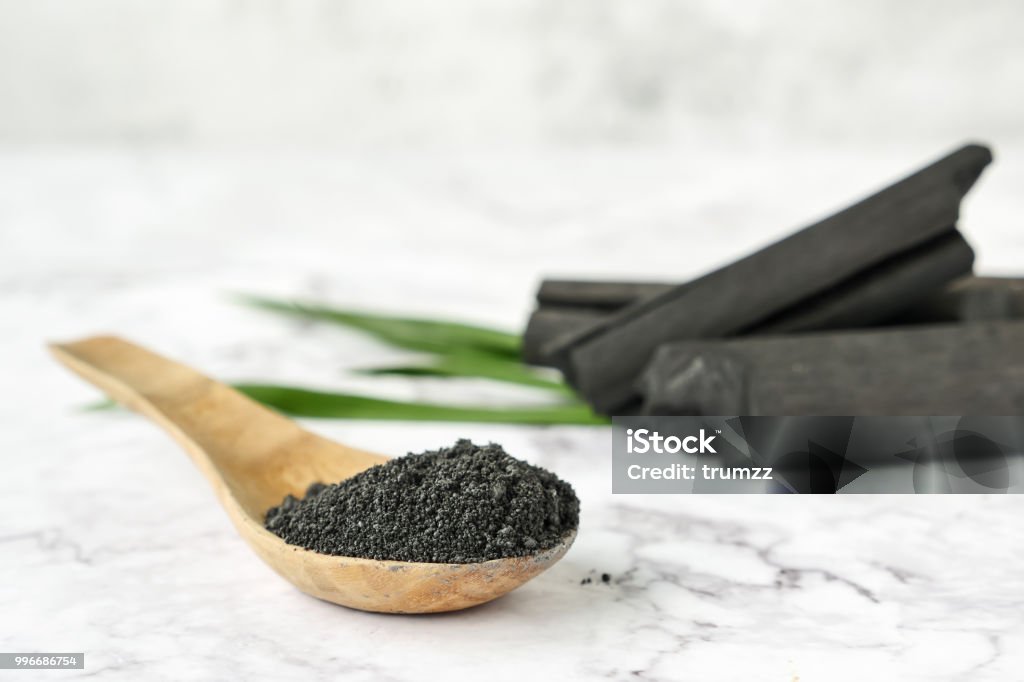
[522,307,605,365]
[893,276,1024,324]
[550,143,993,412]
[525,274,1024,355]
[527,215,975,362]
[536,280,673,310]
[524,231,974,365]
[746,228,974,333]
[639,321,1024,416]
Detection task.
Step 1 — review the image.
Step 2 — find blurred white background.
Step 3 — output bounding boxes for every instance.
[2,0,1023,149]
[3,0,1024,399]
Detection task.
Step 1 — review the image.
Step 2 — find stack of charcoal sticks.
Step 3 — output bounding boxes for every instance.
[524,144,1024,415]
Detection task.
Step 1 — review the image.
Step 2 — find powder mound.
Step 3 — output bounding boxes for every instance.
[264,439,580,563]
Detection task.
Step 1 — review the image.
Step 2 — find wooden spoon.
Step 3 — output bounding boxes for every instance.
[49,336,576,614]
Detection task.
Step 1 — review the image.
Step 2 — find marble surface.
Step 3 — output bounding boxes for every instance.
[3,146,1024,681]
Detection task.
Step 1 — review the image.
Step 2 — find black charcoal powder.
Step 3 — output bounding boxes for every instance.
[264,439,579,563]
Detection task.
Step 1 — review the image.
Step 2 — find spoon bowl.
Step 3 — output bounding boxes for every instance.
[50,336,576,614]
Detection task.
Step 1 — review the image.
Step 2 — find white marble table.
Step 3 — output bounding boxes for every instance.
[3,147,1023,680]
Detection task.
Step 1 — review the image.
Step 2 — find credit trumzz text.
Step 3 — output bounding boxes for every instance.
[623,428,773,482]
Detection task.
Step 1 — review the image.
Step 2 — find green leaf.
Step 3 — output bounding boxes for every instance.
[355,353,570,393]
[237,295,521,359]
[84,385,605,424]
[82,398,117,411]
[235,384,607,425]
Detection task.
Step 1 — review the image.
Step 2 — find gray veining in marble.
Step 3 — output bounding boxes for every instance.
[3,147,1024,681]
[2,2,1024,677]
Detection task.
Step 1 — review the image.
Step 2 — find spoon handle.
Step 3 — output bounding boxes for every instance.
[51,333,303,472]
[49,335,382,514]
